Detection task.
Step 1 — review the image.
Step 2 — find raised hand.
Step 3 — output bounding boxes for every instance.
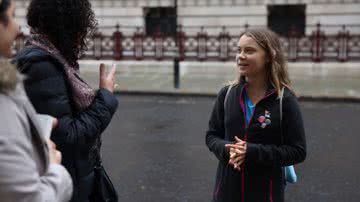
[99,63,117,93]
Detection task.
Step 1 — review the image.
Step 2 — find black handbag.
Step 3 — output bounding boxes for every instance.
[90,139,118,202]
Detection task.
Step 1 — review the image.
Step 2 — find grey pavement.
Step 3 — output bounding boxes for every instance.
[79,60,360,99]
[101,95,360,202]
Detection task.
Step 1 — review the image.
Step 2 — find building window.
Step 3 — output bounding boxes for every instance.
[144,7,176,36]
[267,4,306,36]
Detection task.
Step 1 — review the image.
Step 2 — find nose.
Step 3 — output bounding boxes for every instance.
[235,51,245,63]
[238,51,246,59]
[16,25,21,34]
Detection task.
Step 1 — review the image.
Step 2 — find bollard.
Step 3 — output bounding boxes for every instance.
[174,58,180,89]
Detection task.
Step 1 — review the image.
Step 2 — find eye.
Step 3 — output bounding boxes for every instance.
[244,48,255,54]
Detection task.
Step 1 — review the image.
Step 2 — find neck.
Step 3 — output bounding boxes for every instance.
[246,73,268,93]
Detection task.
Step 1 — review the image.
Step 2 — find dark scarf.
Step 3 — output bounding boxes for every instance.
[27,33,95,111]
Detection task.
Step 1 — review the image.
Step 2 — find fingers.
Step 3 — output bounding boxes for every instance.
[227,139,247,171]
[232,155,245,164]
[99,63,106,78]
[55,150,62,162]
[230,155,245,171]
[47,140,62,164]
[235,136,243,143]
[229,149,236,158]
[233,159,244,171]
[47,139,56,149]
[229,151,245,163]
[52,118,58,129]
[107,64,117,80]
[225,144,246,150]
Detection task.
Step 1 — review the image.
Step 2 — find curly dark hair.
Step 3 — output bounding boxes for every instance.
[0,0,11,25]
[27,0,97,65]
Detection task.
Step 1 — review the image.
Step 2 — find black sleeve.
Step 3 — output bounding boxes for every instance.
[22,60,118,152]
[205,86,233,163]
[245,93,307,167]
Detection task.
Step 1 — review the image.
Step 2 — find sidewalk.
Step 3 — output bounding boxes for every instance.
[79,60,360,100]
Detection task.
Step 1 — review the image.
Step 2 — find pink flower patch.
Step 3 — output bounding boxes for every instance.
[258,116,266,123]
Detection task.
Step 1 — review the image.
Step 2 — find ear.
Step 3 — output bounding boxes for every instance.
[271,49,277,58]
[266,49,276,63]
[265,55,271,63]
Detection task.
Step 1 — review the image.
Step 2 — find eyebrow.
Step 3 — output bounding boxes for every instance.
[236,45,257,49]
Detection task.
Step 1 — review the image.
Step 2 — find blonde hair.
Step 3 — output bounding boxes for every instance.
[0,59,18,94]
[230,29,294,97]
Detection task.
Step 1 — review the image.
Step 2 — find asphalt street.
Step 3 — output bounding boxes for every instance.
[100,95,360,202]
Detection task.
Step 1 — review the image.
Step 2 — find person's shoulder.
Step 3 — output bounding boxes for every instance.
[15,46,53,67]
[218,84,232,98]
[15,46,63,78]
[220,82,242,93]
[24,60,62,79]
[281,87,300,109]
[217,83,241,102]
[283,86,297,99]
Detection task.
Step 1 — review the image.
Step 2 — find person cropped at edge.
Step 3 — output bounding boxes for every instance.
[14,0,119,201]
[205,29,306,202]
[0,0,73,201]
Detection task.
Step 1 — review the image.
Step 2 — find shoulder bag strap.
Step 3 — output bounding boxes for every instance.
[280,87,285,144]
[224,84,233,111]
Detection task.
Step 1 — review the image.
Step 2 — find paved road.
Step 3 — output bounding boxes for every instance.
[100,95,360,202]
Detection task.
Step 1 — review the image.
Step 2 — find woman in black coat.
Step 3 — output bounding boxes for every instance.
[15,0,118,201]
[206,29,306,202]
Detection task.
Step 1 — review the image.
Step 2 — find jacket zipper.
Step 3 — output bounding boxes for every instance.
[239,84,276,202]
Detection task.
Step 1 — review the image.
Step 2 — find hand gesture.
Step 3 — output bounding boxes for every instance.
[226,136,247,171]
[99,63,117,93]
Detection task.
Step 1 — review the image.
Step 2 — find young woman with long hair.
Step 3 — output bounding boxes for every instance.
[206,29,306,202]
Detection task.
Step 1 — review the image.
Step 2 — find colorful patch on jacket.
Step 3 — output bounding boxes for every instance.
[258,110,271,128]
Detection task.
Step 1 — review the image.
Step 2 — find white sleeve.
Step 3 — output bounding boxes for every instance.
[0,133,73,202]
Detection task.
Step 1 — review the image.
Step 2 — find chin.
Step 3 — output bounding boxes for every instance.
[239,70,248,77]
[4,49,12,58]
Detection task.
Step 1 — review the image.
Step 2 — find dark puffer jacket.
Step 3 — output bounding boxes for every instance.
[206,80,306,202]
[15,46,118,202]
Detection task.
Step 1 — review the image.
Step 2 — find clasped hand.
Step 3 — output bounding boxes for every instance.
[225,136,247,171]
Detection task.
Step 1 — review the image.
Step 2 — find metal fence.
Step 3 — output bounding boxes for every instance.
[13,24,360,62]
[14,0,360,7]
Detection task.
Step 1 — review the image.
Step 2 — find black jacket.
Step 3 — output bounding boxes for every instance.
[206,82,306,202]
[15,46,119,202]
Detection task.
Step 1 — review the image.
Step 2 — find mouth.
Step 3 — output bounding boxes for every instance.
[238,64,249,68]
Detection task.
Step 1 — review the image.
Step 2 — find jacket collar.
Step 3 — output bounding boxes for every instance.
[0,59,20,94]
[239,76,276,97]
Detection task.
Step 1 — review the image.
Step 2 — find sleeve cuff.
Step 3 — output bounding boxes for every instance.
[245,142,258,163]
[97,89,119,114]
[48,164,73,199]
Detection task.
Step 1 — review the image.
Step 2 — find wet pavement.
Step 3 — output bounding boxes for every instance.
[100,95,360,202]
